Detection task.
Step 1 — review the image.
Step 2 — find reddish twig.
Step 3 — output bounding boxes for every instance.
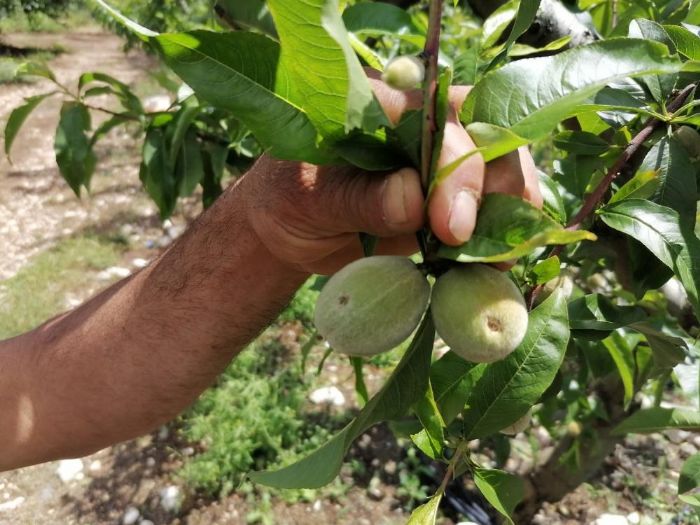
[420,0,444,190]
[527,82,697,308]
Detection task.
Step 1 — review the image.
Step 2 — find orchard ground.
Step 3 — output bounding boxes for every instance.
[0,28,696,525]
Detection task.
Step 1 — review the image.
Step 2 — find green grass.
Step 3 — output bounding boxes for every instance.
[178,280,347,495]
[0,236,122,338]
[0,6,95,33]
[0,49,59,84]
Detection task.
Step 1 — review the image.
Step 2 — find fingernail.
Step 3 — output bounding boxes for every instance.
[448,190,477,243]
[383,171,408,225]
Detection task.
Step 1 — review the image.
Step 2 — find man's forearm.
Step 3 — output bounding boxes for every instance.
[0,174,307,471]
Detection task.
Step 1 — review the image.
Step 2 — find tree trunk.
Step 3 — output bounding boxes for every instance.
[515,376,637,523]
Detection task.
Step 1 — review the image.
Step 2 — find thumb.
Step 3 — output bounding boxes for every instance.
[320,166,425,237]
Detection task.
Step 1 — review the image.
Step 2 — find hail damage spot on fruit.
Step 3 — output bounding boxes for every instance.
[432,264,528,363]
[314,256,430,357]
[486,316,503,333]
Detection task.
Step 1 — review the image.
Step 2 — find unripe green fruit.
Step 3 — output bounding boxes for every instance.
[431,264,528,363]
[382,56,425,91]
[567,421,582,437]
[500,410,532,436]
[314,256,430,357]
[675,126,700,162]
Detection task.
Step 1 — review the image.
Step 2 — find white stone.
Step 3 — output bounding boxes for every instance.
[309,386,346,407]
[64,294,83,308]
[139,521,155,525]
[166,224,186,239]
[627,512,641,525]
[0,497,25,512]
[143,95,172,113]
[89,460,102,472]
[131,258,150,269]
[97,266,131,280]
[594,514,629,525]
[158,426,170,441]
[57,459,84,482]
[312,500,322,512]
[122,506,140,525]
[159,485,182,512]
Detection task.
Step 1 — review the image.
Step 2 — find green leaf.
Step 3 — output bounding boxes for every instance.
[250,314,435,489]
[214,0,277,37]
[631,323,689,371]
[482,2,518,48]
[438,194,596,263]
[473,468,525,525]
[537,171,567,224]
[462,289,570,440]
[680,454,700,494]
[78,71,144,115]
[54,102,97,197]
[90,114,130,147]
[665,25,700,61]
[342,2,424,42]
[94,0,157,39]
[4,92,56,158]
[430,351,482,424]
[175,130,204,197]
[15,61,57,82]
[608,169,660,204]
[628,19,678,103]
[531,256,561,285]
[603,331,638,408]
[453,47,480,86]
[553,131,610,156]
[613,407,700,435]
[406,494,442,525]
[412,380,445,460]
[463,123,529,163]
[140,128,176,218]
[462,39,681,152]
[642,136,698,227]
[150,31,334,163]
[568,294,647,333]
[267,0,388,138]
[168,102,200,168]
[599,199,700,315]
[487,0,542,71]
[351,356,369,406]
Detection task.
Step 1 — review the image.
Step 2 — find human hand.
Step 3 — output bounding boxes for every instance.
[240,78,542,275]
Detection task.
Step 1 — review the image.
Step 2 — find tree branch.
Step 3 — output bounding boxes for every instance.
[420,0,444,190]
[528,82,698,308]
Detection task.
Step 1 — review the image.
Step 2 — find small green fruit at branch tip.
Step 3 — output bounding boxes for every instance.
[675,126,700,162]
[314,256,430,357]
[382,56,425,91]
[500,409,532,436]
[431,264,528,363]
[567,421,582,437]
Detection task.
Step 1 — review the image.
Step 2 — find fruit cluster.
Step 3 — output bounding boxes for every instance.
[314,256,529,364]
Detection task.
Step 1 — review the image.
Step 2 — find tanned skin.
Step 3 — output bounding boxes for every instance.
[0,80,541,472]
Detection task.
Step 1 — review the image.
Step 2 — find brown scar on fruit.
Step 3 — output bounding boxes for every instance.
[338,295,349,306]
[487,317,503,332]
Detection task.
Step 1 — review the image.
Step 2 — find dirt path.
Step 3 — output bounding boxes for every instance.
[0,30,163,280]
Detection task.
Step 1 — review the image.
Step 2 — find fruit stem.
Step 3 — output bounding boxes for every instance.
[438,440,469,495]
